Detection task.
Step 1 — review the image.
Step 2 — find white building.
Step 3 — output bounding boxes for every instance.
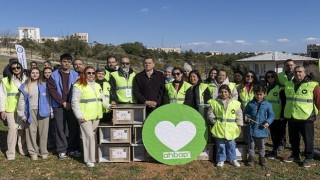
[18,27,41,42]
[236,51,318,80]
[74,33,89,43]
[148,47,181,53]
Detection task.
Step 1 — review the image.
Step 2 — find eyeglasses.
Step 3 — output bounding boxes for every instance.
[11,66,21,70]
[86,72,96,75]
[267,75,274,79]
[121,62,130,65]
[172,73,181,76]
[246,75,254,78]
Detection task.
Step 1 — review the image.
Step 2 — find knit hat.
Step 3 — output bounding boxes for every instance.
[183,63,192,72]
[165,66,174,72]
[96,67,105,73]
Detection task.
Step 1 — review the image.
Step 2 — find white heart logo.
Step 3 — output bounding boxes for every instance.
[155,121,196,152]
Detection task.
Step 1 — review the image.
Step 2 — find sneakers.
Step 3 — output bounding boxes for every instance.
[231,160,241,167]
[247,156,254,166]
[216,161,224,167]
[86,162,95,168]
[259,157,266,166]
[302,159,312,168]
[284,156,300,163]
[69,150,82,157]
[7,157,15,161]
[59,153,67,160]
[277,145,285,151]
[42,155,49,160]
[31,156,38,161]
[267,151,277,160]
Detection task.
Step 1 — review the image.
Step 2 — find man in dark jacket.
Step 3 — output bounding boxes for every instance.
[133,57,165,116]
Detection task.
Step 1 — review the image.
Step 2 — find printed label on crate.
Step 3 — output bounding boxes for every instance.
[112,148,127,159]
[116,110,131,120]
[142,104,207,165]
[113,130,128,139]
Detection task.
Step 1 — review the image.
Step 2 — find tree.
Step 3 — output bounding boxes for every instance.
[0,29,18,54]
[58,35,90,58]
[120,42,147,56]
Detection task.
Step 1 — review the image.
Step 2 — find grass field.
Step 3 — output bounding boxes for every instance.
[1,119,320,179]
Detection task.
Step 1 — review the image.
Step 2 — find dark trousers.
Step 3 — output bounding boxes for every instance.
[269,119,287,151]
[47,118,56,149]
[53,108,81,153]
[288,120,314,159]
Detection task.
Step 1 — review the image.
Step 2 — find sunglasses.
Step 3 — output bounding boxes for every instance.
[267,75,274,79]
[121,62,130,65]
[246,75,254,78]
[86,72,96,75]
[11,66,21,70]
[172,73,181,76]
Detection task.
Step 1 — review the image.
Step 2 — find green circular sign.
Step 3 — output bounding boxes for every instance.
[142,104,207,165]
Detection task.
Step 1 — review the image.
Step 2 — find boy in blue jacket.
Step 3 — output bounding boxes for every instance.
[244,84,274,166]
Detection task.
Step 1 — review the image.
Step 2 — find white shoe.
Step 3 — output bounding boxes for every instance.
[231,160,241,167]
[86,162,95,168]
[216,161,224,167]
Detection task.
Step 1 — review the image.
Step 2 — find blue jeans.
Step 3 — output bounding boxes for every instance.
[215,138,237,162]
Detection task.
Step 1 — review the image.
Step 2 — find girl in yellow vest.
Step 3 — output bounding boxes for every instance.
[207,84,243,167]
[71,66,111,167]
[264,70,286,159]
[0,60,28,160]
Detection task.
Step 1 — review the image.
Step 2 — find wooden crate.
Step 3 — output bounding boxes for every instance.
[131,144,154,162]
[132,125,143,144]
[235,125,248,143]
[99,125,132,144]
[112,104,146,125]
[236,143,247,161]
[196,143,214,161]
[98,144,131,163]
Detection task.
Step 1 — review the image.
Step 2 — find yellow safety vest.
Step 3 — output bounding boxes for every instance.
[1,77,20,112]
[165,81,192,104]
[239,86,255,109]
[284,81,318,120]
[104,70,111,82]
[265,85,282,120]
[111,71,136,103]
[208,99,241,140]
[103,81,111,113]
[198,83,208,104]
[278,71,294,86]
[73,82,103,121]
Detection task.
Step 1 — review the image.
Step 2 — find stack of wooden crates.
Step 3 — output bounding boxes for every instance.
[97,104,148,163]
[198,104,248,162]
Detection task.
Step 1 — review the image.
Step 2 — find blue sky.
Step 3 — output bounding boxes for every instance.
[1,0,320,53]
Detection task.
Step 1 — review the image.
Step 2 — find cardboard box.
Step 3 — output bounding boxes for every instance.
[112,104,146,125]
[99,126,132,144]
[98,144,131,163]
[196,143,214,161]
[132,125,143,144]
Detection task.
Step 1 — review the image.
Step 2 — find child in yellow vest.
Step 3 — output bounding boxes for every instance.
[208,84,243,167]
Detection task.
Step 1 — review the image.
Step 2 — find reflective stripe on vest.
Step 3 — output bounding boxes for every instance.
[111,71,136,103]
[2,77,20,112]
[208,99,241,140]
[165,81,192,104]
[74,83,103,121]
[284,81,318,120]
[265,85,282,120]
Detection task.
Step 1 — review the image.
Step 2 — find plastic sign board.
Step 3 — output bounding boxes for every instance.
[142,104,207,165]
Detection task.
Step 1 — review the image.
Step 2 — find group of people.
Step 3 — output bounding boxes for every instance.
[0,55,319,169]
